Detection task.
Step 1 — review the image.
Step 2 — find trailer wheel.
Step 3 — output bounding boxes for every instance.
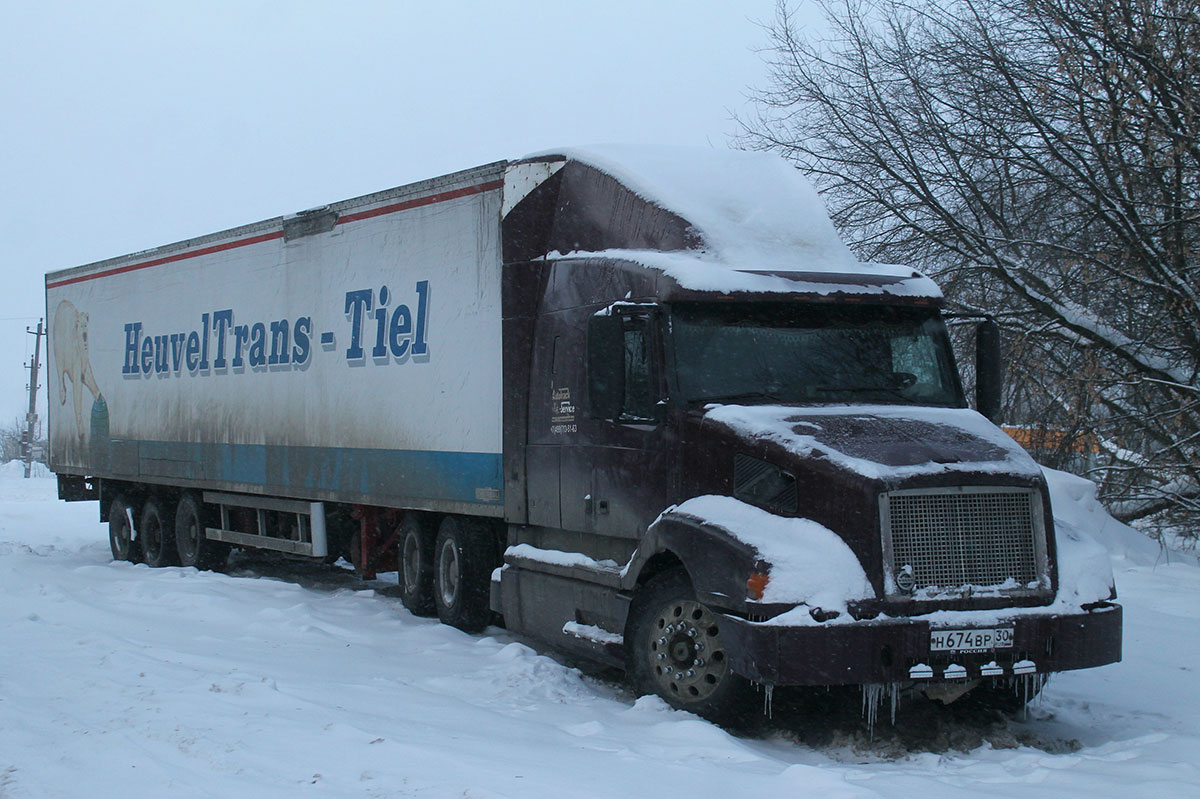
[399,514,436,616]
[140,496,178,568]
[108,496,140,563]
[433,516,494,633]
[175,493,228,570]
[626,569,754,726]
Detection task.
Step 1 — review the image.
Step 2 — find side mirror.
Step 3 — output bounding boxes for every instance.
[587,315,625,420]
[975,318,1003,422]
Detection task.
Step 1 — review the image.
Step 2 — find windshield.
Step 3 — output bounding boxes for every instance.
[670,303,963,407]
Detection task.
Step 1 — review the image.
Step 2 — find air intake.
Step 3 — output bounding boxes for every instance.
[733,455,797,515]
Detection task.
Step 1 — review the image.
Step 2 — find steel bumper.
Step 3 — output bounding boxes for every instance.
[720,603,1122,686]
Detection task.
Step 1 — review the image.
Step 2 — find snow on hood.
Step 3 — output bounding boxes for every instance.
[532,144,941,298]
[704,404,1041,481]
[670,495,875,614]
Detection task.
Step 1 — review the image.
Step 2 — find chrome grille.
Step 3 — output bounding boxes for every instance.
[882,487,1044,595]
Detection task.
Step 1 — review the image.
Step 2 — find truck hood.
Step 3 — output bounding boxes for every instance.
[702,404,1041,482]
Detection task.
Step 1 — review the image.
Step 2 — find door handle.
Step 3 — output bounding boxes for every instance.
[583,496,609,516]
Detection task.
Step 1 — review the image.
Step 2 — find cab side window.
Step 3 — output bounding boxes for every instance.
[621,315,657,422]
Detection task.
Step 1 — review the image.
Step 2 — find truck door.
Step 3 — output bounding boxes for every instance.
[564,307,676,540]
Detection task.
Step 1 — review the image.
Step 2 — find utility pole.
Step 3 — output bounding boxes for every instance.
[24,319,44,478]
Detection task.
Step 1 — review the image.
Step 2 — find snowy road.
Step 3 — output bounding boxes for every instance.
[2,468,1198,798]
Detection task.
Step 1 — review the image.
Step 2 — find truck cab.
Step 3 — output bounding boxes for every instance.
[495,148,1120,723]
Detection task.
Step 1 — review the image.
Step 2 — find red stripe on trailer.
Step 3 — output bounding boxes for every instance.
[337,179,503,225]
[45,230,284,289]
[45,178,506,289]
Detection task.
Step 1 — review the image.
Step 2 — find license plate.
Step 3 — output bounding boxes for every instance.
[929,627,1014,653]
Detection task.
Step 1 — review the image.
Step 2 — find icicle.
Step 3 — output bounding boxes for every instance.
[763,684,774,719]
[860,683,902,736]
[861,684,881,736]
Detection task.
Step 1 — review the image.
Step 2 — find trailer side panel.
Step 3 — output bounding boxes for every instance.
[46,166,506,515]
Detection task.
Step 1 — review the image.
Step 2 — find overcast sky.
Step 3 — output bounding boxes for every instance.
[0,0,825,432]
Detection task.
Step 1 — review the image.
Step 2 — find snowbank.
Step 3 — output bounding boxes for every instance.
[1042,467,1179,568]
[3,460,1200,797]
[0,459,51,479]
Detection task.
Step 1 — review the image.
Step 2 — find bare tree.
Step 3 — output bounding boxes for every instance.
[741,0,1200,534]
[0,417,46,466]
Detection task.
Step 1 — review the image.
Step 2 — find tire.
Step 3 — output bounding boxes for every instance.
[140,496,178,568]
[175,492,228,570]
[625,569,755,726]
[108,495,140,563]
[433,516,495,633]
[399,514,436,616]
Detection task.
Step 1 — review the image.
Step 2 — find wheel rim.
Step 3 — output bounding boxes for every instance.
[646,598,729,703]
[402,531,422,594]
[110,509,131,559]
[438,537,460,608]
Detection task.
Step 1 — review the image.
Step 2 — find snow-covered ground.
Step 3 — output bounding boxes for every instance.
[2,464,1199,798]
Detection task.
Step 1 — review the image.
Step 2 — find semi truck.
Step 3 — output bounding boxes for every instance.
[46,145,1121,724]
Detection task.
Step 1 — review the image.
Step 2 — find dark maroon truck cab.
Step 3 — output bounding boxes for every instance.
[494,151,1120,723]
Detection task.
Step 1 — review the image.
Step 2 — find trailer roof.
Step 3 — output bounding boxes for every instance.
[45,161,507,288]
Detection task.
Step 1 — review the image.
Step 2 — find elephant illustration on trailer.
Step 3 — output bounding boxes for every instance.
[52,299,104,437]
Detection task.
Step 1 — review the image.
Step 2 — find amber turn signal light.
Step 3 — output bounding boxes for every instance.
[746,572,770,600]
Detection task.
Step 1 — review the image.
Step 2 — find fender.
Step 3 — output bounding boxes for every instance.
[623,497,877,618]
[621,509,767,613]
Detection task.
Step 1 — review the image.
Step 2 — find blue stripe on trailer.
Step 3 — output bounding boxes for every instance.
[108,439,503,507]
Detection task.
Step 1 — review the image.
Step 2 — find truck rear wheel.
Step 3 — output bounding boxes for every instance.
[175,493,228,570]
[140,496,178,568]
[399,514,436,616]
[433,516,494,633]
[108,496,140,563]
[626,569,755,726]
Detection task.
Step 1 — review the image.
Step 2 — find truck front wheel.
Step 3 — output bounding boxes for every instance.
[626,569,755,726]
[108,496,140,563]
[433,516,494,633]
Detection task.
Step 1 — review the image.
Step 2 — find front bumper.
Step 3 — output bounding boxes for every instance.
[720,603,1122,685]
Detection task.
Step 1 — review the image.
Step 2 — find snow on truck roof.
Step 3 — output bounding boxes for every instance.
[526,144,942,300]
[45,145,939,302]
